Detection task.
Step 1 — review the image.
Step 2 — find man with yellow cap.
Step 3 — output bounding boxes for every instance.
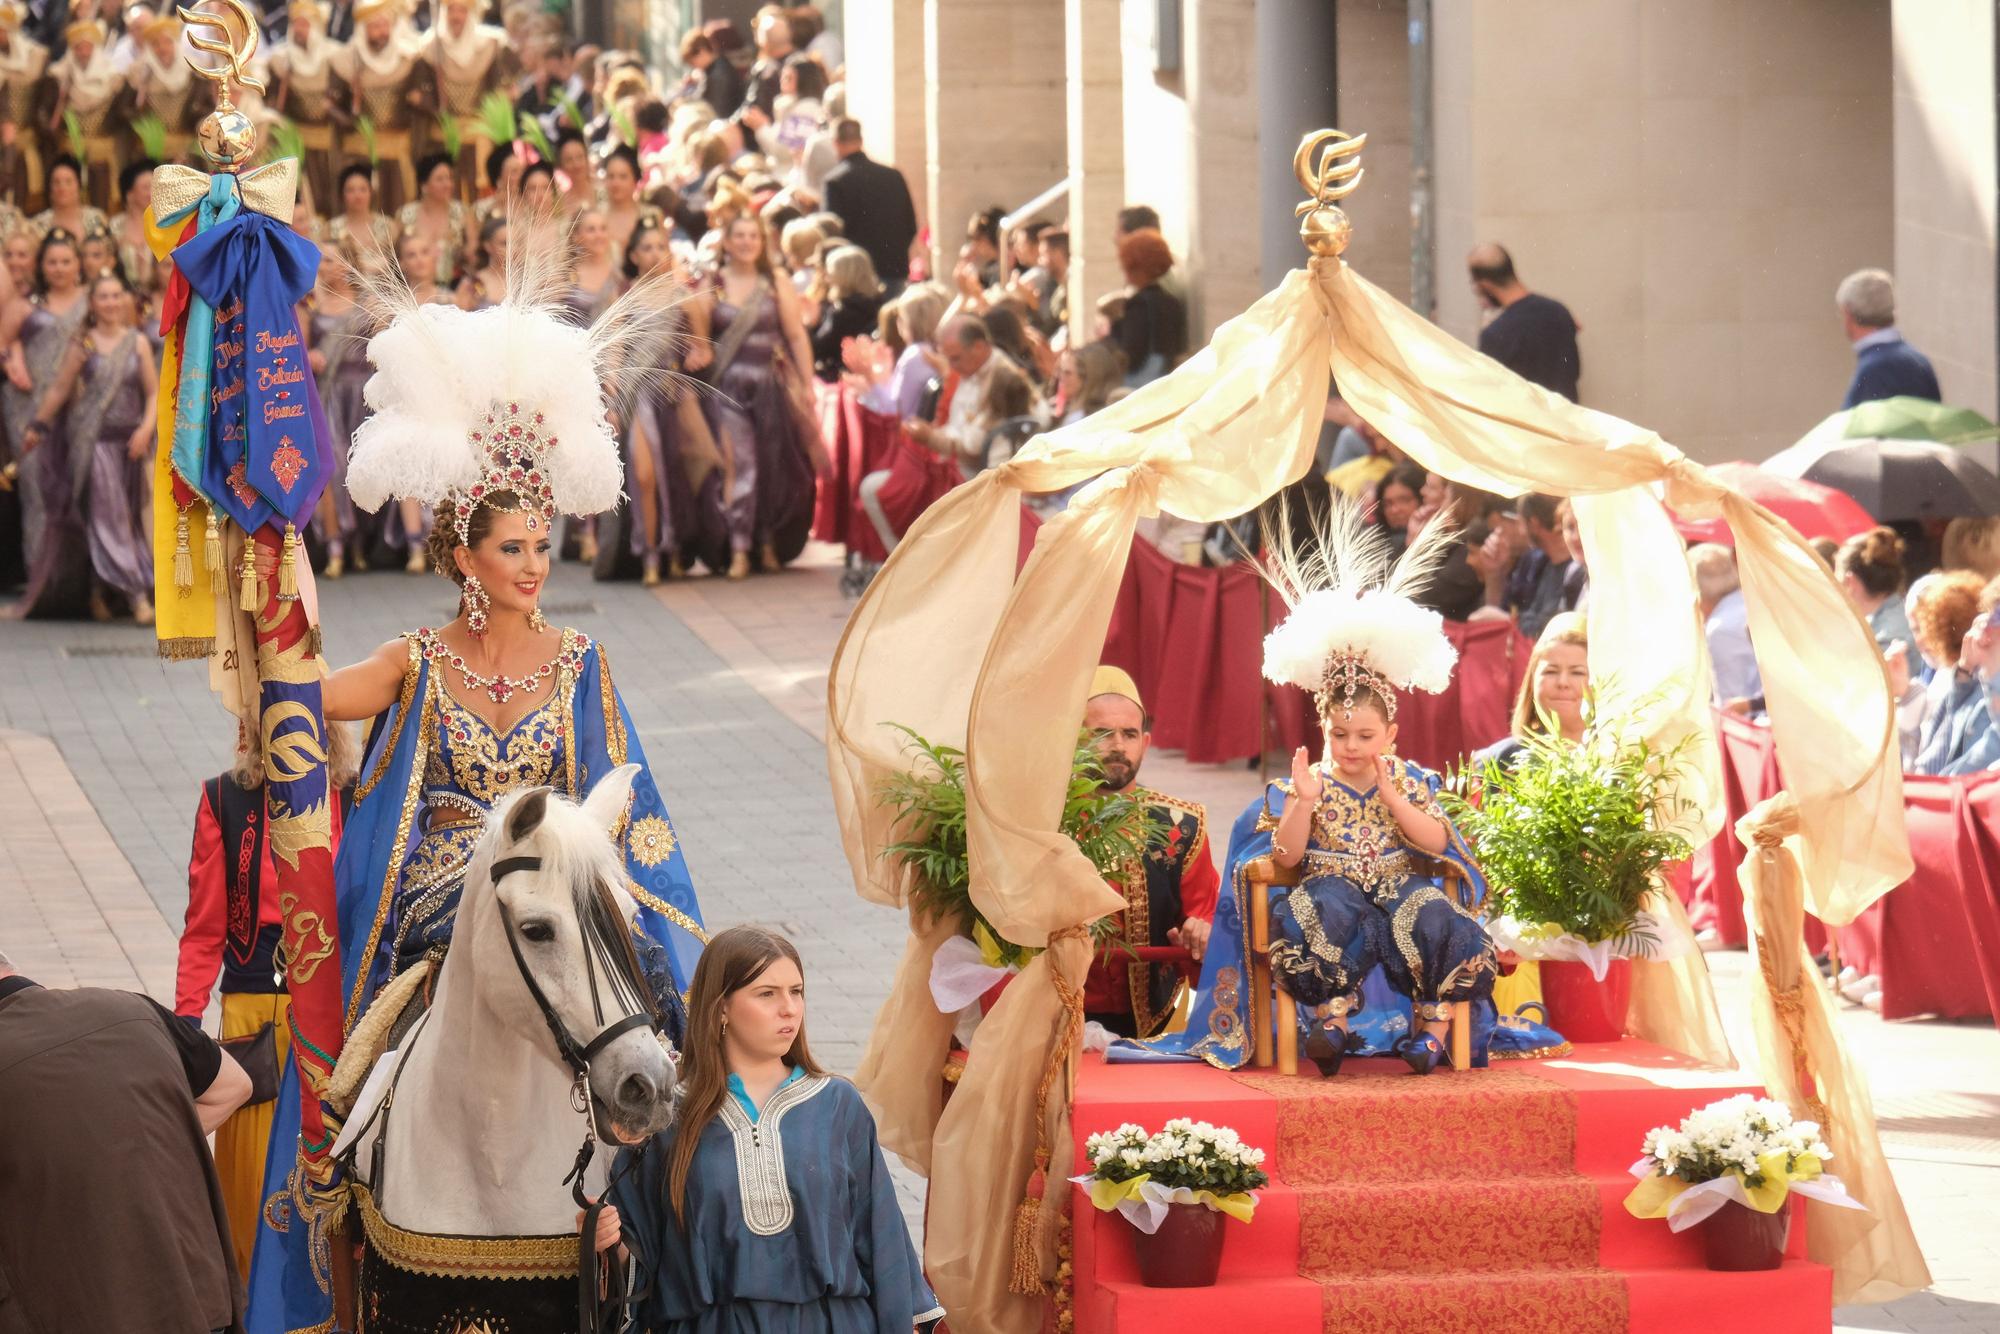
[0,1,50,211]
[1083,664,1220,1038]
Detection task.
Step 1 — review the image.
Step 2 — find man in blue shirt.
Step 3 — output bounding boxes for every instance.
[1836,268,1941,409]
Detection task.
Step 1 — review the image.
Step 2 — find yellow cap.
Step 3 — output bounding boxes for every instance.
[1087,665,1143,714]
[65,17,105,45]
[0,3,27,32]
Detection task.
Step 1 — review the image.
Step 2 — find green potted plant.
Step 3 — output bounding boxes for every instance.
[1445,717,1696,1042]
[1071,1119,1269,1287]
[877,725,1157,1008]
[1624,1094,1864,1270]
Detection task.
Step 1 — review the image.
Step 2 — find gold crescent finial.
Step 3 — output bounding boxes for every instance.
[1293,129,1366,258]
[179,0,267,98]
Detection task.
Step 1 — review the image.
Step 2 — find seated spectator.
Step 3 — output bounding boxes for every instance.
[1504,493,1575,640]
[1901,570,1996,774]
[810,243,883,381]
[1941,516,2000,581]
[1835,526,1921,678]
[1409,478,1508,621]
[1112,227,1187,387]
[1558,498,1589,610]
[850,282,949,421]
[1369,462,1425,558]
[0,949,253,1333]
[902,313,1040,476]
[1690,543,1762,712]
[1327,416,1406,500]
[985,303,1052,388]
[1472,610,1590,768]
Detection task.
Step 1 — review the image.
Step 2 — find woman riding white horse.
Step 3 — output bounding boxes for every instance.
[245,209,707,1334]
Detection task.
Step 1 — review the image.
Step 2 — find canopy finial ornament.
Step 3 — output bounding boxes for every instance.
[180,0,266,167]
[1294,129,1367,258]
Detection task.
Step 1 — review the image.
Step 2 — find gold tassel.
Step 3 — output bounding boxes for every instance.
[240,537,260,612]
[205,512,225,595]
[278,524,299,601]
[172,507,193,595]
[1009,1150,1050,1295]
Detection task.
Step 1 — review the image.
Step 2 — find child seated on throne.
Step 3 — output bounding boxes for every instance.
[1258,502,1498,1076]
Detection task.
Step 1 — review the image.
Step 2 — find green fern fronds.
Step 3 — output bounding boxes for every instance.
[477,90,517,149]
[609,104,636,149]
[517,114,552,164]
[436,112,461,161]
[551,89,584,132]
[876,724,1162,967]
[262,117,306,166]
[63,110,84,163]
[130,113,167,161]
[356,115,379,166]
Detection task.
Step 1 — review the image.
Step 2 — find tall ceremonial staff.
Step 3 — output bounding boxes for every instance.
[146,0,347,1195]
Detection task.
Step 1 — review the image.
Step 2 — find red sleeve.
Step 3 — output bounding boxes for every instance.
[174,784,227,1018]
[1178,820,1221,924]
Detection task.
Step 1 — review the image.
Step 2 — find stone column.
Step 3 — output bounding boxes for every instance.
[1892,0,1997,419]
[1065,0,1124,342]
[924,0,1066,280]
[841,0,929,227]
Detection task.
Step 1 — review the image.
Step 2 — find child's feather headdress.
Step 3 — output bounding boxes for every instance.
[1258,490,1461,720]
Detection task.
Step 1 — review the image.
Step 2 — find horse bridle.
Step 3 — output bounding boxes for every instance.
[492,853,663,1095]
[491,852,668,1334]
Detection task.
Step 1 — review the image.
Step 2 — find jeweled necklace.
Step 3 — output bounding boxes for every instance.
[418,628,560,705]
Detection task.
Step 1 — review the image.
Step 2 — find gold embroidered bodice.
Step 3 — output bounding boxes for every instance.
[417,628,586,820]
[1301,774,1416,903]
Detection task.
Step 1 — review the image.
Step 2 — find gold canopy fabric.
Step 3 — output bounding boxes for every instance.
[828,255,1916,1333]
[1736,795,1928,1303]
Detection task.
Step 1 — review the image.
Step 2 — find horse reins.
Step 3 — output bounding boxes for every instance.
[491,852,667,1334]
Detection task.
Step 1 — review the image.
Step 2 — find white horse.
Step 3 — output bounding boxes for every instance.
[334,764,677,1265]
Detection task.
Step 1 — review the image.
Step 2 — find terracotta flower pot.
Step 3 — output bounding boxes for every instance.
[1130,1201,1226,1288]
[1539,957,1631,1043]
[1700,1198,1790,1271]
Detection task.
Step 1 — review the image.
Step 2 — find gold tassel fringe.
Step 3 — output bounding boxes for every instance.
[156,635,216,661]
[172,508,193,595]
[278,524,300,601]
[205,512,226,595]
[240,538,260,612]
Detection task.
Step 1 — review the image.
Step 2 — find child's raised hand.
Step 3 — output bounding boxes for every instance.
[1375,753,1404,801]
[1290,746,1322,804]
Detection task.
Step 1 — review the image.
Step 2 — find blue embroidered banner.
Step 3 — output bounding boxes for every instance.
[175,211,331,531]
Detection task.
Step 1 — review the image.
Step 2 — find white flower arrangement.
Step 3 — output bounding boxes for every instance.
[1624,1094,1866,1232]
[1073,1119,1270,1234]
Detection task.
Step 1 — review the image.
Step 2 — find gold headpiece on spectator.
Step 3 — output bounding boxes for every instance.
[64,17,106,46]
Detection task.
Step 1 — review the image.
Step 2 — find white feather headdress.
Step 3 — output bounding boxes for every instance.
[344,206,685,544]
[1258,492,1460,719]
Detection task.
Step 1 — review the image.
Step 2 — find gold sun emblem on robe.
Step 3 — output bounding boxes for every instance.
[629,814,678,866]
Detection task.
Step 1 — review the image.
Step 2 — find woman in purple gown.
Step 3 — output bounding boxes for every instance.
[594,223,721,584]
[303,247,370,576]
[3,232,90,611]
[700,215,818,580]
[17,271,158,621]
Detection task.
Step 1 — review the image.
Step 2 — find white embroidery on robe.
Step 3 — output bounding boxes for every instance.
[715,1074,829,1237]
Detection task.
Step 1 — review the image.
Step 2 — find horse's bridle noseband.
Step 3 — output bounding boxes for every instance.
[490,853,667,1096]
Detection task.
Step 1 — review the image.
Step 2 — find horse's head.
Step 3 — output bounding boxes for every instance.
[475,765,678,1144]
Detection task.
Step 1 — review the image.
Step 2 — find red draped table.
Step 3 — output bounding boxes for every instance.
[1838,772,2000,1021]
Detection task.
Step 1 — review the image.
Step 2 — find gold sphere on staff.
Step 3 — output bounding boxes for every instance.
[198,107,259,167]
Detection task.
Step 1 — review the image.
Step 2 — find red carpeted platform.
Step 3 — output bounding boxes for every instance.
[1068,1041,1831,1333]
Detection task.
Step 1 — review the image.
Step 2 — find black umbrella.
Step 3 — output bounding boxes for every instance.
[1761,436,2000,522]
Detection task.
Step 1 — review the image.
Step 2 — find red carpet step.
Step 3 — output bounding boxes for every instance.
[1067,1042,1833,1334]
